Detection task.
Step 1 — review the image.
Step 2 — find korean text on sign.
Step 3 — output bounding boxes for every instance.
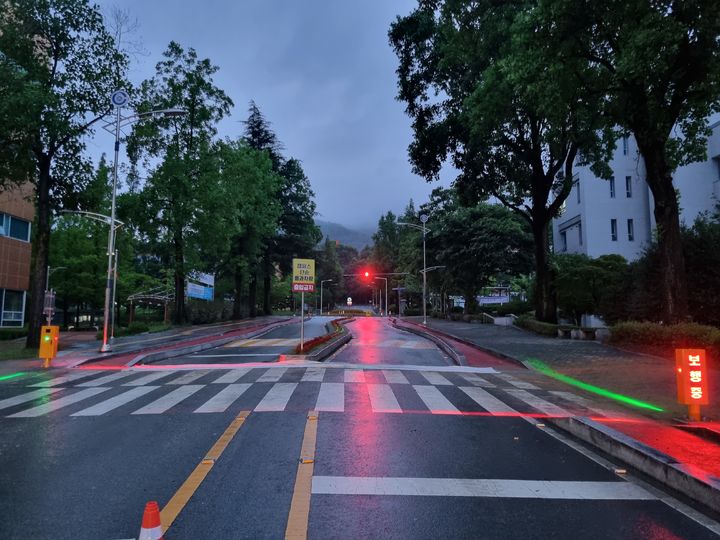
[675,349,709,405]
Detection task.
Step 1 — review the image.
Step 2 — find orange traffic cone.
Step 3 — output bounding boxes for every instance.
[138,501,164,540]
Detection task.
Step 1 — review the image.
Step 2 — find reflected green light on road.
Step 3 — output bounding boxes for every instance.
[0,372,26,382]
[526,358,664,412]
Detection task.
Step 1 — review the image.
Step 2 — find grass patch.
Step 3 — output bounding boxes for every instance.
[0,341,36,361]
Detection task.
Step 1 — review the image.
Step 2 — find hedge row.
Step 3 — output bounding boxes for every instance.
[514,316,558,336]
[0,327,28,340]
[609,321,720,357]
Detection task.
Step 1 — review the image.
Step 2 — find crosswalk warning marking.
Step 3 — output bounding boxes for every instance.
[257,367,287,383]
[315,382,344,412]
[344,370,365,383]
[167,370,211,385]
[382,370,409,384]
[413,385,459,414]
[460,386,517,415]
[132,385,204,415]
[194,384,251,413]
[72,386,159,416]
[460,373,495,388]
[124,371,177,386]
[420,371,452,386]
[0,387,63,411]
[8,387,111,417]
[255,383,298,412]
[367,384,402,413]
[505,389,570,417]
[495,373,540,390]
[211,369,250,384]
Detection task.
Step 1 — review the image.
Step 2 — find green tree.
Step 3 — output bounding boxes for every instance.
[389,0,610,323]
[315,238,344,311]
[0,0,128,346]
[128,42,232,323]
[532,0,720,322]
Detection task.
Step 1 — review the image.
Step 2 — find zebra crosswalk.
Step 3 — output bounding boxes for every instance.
[1,366,626,420]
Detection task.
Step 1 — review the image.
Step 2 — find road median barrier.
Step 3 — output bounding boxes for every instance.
[548,416,720,515]
[292,318,353,361]
[390,318,466,366]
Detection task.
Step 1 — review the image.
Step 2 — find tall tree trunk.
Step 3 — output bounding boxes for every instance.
[232,265,243,320]
[173,231,185,324]
[532,217,557,323]
[638,141,689,323]
[463,291,477,315]
[262,257,272,315]
[248,270,258,318]
[26,159,51,348]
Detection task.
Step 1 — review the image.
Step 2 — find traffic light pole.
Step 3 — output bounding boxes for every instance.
[300,291,304,352]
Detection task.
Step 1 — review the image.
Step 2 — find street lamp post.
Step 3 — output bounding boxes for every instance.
[320,279,333,315]
[398,214,430,324]
[45,266,66,325]
[375,277,388,317]
[100,89,186,352]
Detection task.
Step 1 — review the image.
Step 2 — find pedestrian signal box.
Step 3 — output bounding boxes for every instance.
[39,325,60,368]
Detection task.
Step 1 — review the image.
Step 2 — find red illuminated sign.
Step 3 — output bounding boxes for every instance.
[675,349,709,405]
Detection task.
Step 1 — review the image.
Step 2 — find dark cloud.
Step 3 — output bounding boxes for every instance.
[93,0,452,228]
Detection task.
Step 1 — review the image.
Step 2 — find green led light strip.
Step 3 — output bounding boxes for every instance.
[0,372,26,382]
[526,358,664,412]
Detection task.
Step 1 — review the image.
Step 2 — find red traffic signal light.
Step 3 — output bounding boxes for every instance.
[364,271,370,278]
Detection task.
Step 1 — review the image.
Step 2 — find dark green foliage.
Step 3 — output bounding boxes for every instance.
[0,327,29,340]
[609,322,720,359]
[514,316,558,337]
[126,321,149,335]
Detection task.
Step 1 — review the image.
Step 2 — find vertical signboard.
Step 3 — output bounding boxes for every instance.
[676,348,709,421]
[292,259,315,292]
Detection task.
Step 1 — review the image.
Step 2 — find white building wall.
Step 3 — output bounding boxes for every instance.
[553,120,720,262]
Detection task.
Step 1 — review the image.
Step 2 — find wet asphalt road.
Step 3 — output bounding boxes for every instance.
[1,317,718,539]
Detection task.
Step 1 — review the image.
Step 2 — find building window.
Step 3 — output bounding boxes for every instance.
[622,136,628,155]
[611,219,618,241]
[1,289,25,327]
[560,231,567,252]
[609,177,616,198]
[626,176,633,198]
[575,181,580,204]
[0,213,31,242]
[627,219,634,241]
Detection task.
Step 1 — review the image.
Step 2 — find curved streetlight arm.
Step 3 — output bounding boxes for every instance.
[101,107,187,134]
[60,210,124,230]
[397,221,431,234]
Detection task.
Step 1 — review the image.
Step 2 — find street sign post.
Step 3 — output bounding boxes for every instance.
[676,348,709,421]
[292,258,315,352]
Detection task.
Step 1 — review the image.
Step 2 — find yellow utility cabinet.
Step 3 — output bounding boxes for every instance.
[39,325,60,368]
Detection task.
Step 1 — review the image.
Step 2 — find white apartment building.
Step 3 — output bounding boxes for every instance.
[553,119,720,261]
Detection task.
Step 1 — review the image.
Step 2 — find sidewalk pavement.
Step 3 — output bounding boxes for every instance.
[0,316,292,374]
[397,316,720,513]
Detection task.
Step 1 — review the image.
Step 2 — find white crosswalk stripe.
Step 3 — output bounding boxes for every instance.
[367,384,402,413]
[132,385,204,414]
[167,370,211,385]
[413,385,459,414]
[77,371,138,387]
[30,370,100,387]
[382,370,409,384]
[420,371,452,385]
[123,371,176,386]
[72,386,159,416]
[460,387,517,415]
[194,384,251,413]
[8,387,110,417]
[211,369,250,384]
[505,388,570,416]
[255,383,298,412]
[0,388,63,411]
[549,391,627,418]
[315,382,344,412]
[495,373,540,390]
[460,373,495,388]
[256,368,287,383]
[344,370,365,383]
[301,367,325,382]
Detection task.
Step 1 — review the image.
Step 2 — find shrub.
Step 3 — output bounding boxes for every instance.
[403,307,421,316]
[495,300,532,316]
[609,321,720,357]
[127,321,150,335]
[449,306,464,314]
[514,316,558,336]
[0,327,28,340]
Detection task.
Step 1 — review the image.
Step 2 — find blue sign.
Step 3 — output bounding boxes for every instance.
[187,282,213,301]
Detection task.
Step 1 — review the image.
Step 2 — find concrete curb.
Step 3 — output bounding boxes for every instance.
[282,320,354,363]
[391,319,467,367]
[548,416,720,514]
[126,320,295,366]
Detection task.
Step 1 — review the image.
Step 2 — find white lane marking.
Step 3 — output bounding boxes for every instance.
[460,387,517,415]
[367,384,402,413]
[211,369,250,384]
[8,387,111,417]
[311,477,655,500]
[382,370,409,384]
[123,371,176,386]
[496,373,540,390]
[420,371,452,385]
[505,389,570,416]
[194,384,251,413]
[301,367,325,382]
[257,367,287,383]
[71,386,159,416]
[30,370,101,387]
[0,388,63,411]
[132,385,204,414]
[460,373,495,388]
[77,371,138,387]
[549,391,627,418]
[192,354,279,358]
[344,370,365,383]
[315,382,344,412]
[167,370,211,385]
[254,383,298,412]
[413,385,459,414]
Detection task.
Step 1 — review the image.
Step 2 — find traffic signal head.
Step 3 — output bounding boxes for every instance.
[364,271,370,278]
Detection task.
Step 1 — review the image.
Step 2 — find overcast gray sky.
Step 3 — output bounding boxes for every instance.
[90,0,452,230]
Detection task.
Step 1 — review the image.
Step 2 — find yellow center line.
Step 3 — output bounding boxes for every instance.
[160,410,251,532]
[285,411,319,539]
